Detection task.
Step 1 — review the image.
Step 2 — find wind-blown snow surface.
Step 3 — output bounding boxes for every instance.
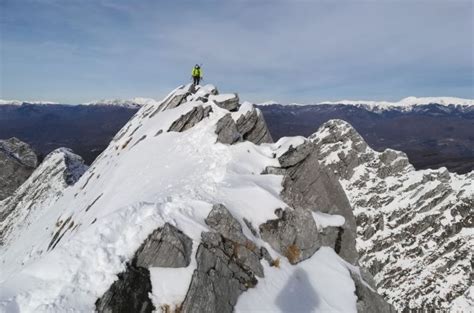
[310,119,474,312]
[0,85,359,312]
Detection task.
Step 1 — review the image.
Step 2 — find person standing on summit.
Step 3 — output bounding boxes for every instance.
[191,64,202,85]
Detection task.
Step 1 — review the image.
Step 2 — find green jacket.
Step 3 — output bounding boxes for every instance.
[192,67,202,78]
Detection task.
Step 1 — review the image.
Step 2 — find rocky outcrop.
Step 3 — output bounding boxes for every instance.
[181,205,265,313]
[157,85,194,112]
[205,204,248,244]
[350,271,396,313]
[215,109,273,145]
[181,232,258,313]
[263,139,358,265]
[259,208,320,264]
[96,264,155,313]
[0,137,37,200]
[312,119,474,311]
[209,94,239,111]
[215,114,241,144]
[168,105,212,132]
[0,148,87,246]
[97,223,193,312]
[236,109,273,144]
[133,223,193,268]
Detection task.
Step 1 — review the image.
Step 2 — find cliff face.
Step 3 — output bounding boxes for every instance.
[311,119,474,311]
[0,137,37,200]
[0,85,391,313]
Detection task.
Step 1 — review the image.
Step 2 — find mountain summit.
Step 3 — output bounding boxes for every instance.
[0,84,394,312]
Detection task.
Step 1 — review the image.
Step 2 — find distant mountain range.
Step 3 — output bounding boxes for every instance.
[0,96,472,173]
[259,96,474,112]
[0,97,159,109]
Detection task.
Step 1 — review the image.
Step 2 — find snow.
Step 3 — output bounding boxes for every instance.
[312,212,345,229]
[236,247,357,313]
[0,85,362,312]
[451,287,474,313]
[208,93,236,103]
[272,136,307,158]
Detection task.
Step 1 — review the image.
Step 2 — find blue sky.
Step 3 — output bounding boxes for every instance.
[1,0,473,103]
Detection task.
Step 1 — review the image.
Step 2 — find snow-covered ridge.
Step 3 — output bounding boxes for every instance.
[0,84,392,313]
[258,96,474,112]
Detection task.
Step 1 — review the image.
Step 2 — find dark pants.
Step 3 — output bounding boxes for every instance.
[193,76,201,85]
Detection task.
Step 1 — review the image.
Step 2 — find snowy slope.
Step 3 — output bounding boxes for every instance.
[310,119,474,311]
[0,85,386,313]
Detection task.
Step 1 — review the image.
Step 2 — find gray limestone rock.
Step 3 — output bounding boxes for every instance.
[215,114,241,144]
[350,271,396,313]
[205,204,264,277]
[168,105,212,132]
[235,108,273,144]
[279,149,358,264]
[96,264,155,313]
[0,138,38,200]
[181,231,260,313]
[97,224,192,312]
[133,223,193,268]
[277,141,313,168]
[210,93,240,111]
[259,208,321,264]
[205,204,247,244]
[157,85,193,112]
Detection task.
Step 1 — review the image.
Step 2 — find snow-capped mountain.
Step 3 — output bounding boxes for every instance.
[0,84,393,312]
[318,96,474,109]
[259,96,474,113]
[0,98,160,108]
[0,100,58,106]
[82,97,160,108]
[310,120,474,311]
